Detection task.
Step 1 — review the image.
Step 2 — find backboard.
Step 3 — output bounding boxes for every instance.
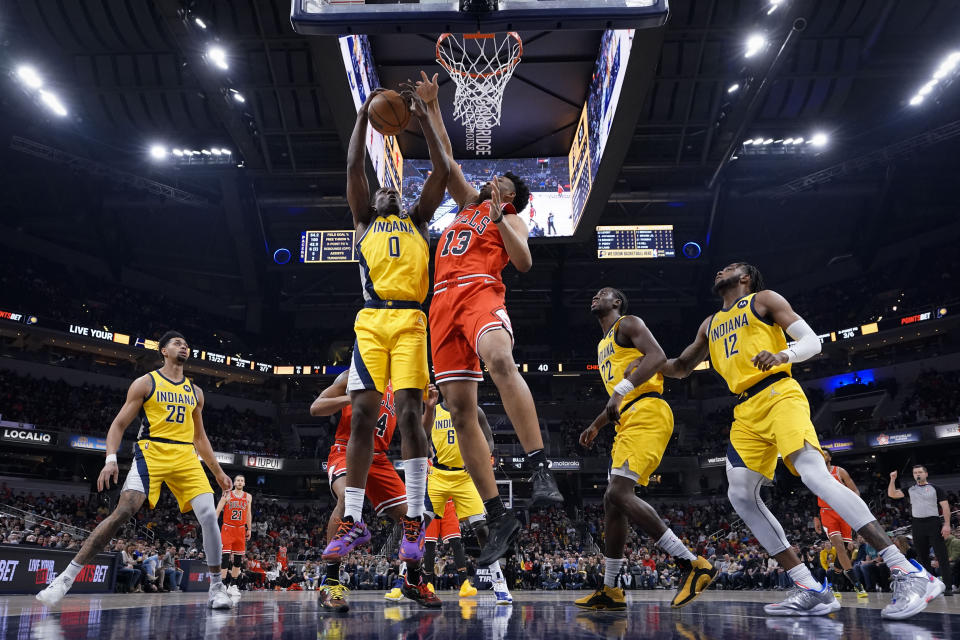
[292,0,669,36]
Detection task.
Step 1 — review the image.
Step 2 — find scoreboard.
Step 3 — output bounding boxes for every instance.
[300,230,358,263]
[596,225,675,259]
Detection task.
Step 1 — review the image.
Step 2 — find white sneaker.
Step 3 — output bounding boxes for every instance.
[492,580,513,605]
[36,573,73,607]
[227,584,242,600]
[209,582,234,609]
[881,563,945,620]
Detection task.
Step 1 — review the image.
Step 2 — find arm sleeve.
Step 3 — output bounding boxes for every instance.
[779,317,821,363]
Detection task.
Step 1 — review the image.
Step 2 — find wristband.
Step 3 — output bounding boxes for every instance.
[105,453,118,464]
[613,379,635,396]
[491,213,504,224]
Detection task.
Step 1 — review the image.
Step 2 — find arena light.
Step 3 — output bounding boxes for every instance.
[221,148,232,155]
[909,95,925,107]
[784,138,794,144]
[211,148,222,155]
[811,132,828,147]
[194,17,207,29]
[793,136,804,144]
[743,139,753,145]
[201,149,211,155]
[763,138,774,145]
[753,137,765,145]
[172,149,184,156]
[745,34,767,58]
[149,144,167,160]
[39,90,68,117]
[207,45,228,70]
[727,83,740,93]
[230,89,245,103]
[908,50,960,107]
[767,0,783,15]
[16,65,43,89]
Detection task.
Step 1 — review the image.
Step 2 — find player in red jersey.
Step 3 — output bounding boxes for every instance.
[814,449,868,598]
[311,371,430,611]
[216,474,252,597]
[413,71,562,567]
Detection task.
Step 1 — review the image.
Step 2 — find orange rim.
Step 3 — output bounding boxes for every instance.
[436,32,523,80]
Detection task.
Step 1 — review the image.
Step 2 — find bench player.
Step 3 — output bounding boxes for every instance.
[412,71,562,568]
[37,331,233,609]
[216,474,252,598]
[663,262,944,619]
[321,87,449,608]
[311,371,438,610]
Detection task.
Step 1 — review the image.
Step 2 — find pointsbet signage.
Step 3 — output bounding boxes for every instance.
[0,546,117,594]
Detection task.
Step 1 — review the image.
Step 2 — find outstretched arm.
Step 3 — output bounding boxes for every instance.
[661,316,712,379]
[412,71,479,209]
[405,91,450,232]
[347,90,385,228]
[490,181,532,272]
[310,371,350,417]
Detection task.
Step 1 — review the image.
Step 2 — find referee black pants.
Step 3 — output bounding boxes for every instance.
[912,517,952,587]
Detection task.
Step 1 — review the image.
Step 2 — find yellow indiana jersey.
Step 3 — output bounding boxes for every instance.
[707,293,792,395]
[431,404,464,468]
[357,214,429,303]
[597,316,664,406]
[137,370,197,442]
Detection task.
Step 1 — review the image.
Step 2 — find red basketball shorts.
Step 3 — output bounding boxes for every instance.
[425,499,461,543]
[326,444,407,515]
[820,507,853,542]
[430,279,514,385]
[221,524,246,555]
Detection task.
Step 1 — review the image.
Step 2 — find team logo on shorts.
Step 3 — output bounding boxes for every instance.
[737,299,749,309]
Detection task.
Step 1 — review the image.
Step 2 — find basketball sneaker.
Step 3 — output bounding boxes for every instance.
[881,561,945,620]
[321,517,371,561]
[385,576,404,601]
[318,578,350,613]
[855,583,868,599]
[208,581,234,610]
[477,513,521,566]
[459,579,478,597]
[427,582,436,593]
[529,466,563,508]
[398,515,426,563]
[574,585,626,611]
[227,584,242,600]
[492,580,513,605]
[670,555,718,608]
[763,583,841,616]
[36,573,73,607]
[401,577,443,609]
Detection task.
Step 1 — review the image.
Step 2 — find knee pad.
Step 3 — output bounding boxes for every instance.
[221,553,232,568]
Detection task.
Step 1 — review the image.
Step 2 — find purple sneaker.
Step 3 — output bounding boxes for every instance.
[321,517,371,561]
[398,515,425,562]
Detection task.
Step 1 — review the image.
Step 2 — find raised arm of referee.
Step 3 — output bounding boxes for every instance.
[889,465,953,594]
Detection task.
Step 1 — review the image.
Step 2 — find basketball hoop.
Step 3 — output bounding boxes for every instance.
[436,32,522,154]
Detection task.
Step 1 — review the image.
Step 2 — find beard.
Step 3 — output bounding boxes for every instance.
[477,185,492,202]
[175,353,188,363]
[712,274,741,296]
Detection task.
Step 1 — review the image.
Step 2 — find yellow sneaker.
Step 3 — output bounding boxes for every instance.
[427,582,436,594]
[384,587,403,601]
[574,585,626,611]
[670,556,718,609]
[855,584,868,599]
[459,579,478,597]
[835,591,842,600]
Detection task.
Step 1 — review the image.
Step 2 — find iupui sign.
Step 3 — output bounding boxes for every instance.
[0,546,117,594]
[1,429,55,446]
[244,455,283,470]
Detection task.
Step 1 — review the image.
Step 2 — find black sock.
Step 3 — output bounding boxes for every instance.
[484,496,506,520]
[223,574,231,586]
[526,449,547,470]
[844,569,861,589]
[423,541,437,584]
[406,564,421,585]
[451,539,467,576]
[326,562,340,582]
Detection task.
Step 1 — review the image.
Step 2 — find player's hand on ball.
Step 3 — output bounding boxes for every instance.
[360,88,387,114]
[403,89,428,119]
[413,70,440,103]
[751,350,787,371]
[889,470,898,480]
[216,472,233,492]
[425,383,439,409]
[605,394,622,424]
[98,461,119,492]
[579,425,599,448]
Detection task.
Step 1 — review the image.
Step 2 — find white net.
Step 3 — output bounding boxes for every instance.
[436,32,522,150]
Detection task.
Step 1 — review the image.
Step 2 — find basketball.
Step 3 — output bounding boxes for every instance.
[367,90,410,136]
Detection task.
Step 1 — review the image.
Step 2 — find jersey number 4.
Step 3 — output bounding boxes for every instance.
[165,404,186,423]
[375,414,389,438]
[440,229,472,256]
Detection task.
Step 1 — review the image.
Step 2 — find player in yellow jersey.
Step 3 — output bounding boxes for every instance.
[663,263,944,619]
[323,88,448,609]
[37,331,234,610]
[576,288,716,611]
[421,384,513,604]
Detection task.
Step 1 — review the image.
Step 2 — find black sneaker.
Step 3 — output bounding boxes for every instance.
[529,466,563,508]
[477,512,521,566]
[318,578,349,613]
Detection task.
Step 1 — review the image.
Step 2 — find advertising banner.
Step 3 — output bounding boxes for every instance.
[0,546,117,594]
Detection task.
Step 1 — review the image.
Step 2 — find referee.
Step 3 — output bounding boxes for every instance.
[888,465,953,595]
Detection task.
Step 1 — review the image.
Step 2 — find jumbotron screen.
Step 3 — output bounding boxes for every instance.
[596,225,675,259]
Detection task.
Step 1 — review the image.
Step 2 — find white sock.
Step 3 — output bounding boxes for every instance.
[787,564,822,590]
[344,487,365,521]
[604,557,623,588]
[879,545,918,574]
[62,561,83,581]
[488,561,505,584]
[657,530,696,561]
[403,457,428,519]
[209,572,222,585]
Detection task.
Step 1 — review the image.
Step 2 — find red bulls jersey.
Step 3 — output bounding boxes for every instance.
[434,201,515,289]
[333,383,396,452]
[224,490,249,526]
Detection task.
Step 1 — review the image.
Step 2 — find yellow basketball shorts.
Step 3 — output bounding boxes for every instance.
[348,307,428,393]
[727,377,822,480]
[122,440,212,513]
[610,397,674,486]
[427,467,485,520]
